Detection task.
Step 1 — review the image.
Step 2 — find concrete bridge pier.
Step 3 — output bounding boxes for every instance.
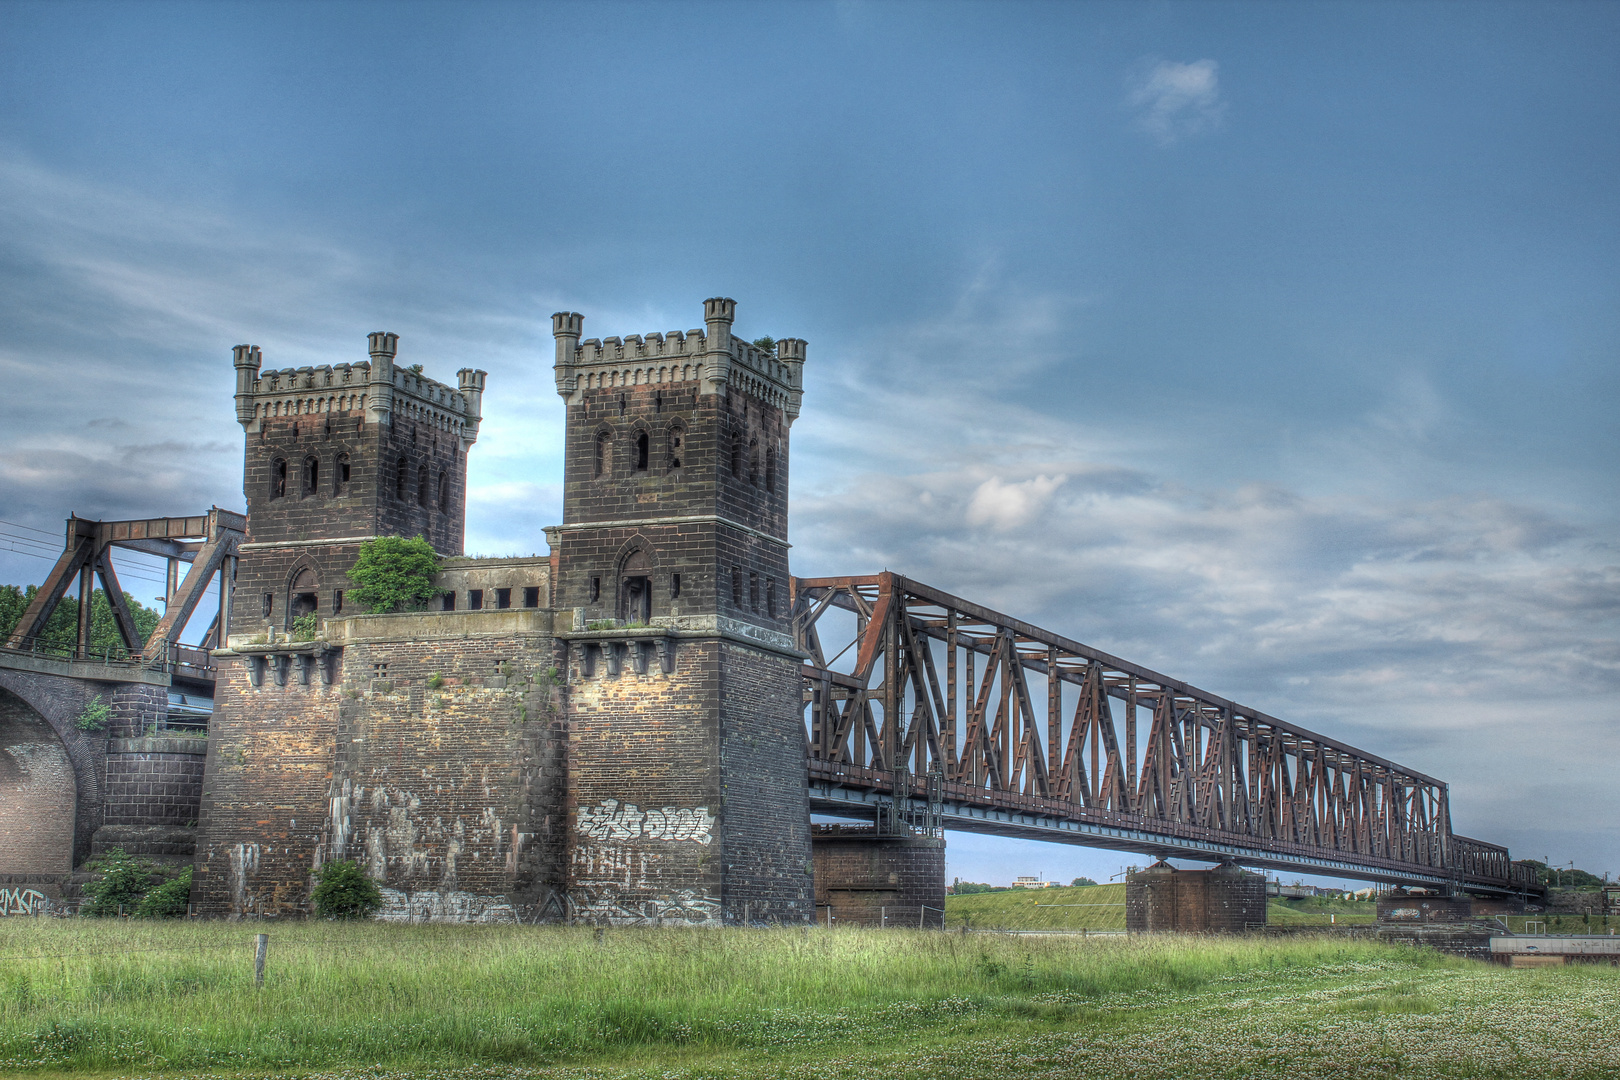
[1125,860,1268,932]
[811,825,945,927]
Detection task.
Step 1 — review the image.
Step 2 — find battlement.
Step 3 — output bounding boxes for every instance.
[551,299,805,421]
[231,334,488,447]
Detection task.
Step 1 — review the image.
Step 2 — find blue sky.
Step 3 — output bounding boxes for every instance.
[1,0,1615,887]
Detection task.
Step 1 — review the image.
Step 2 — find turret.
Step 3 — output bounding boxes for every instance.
[551,311,584,399]
[366,331,398,425]
[776,338,807,424]
[457,367,488,445]
[232,344,262,428]
[701,297,736,396]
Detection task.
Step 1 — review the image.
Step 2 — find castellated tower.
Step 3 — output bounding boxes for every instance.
[227,332,485,631]
[194,302,813,924]
[550,298,813,924]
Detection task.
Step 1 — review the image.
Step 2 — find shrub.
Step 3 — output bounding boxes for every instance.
[133,868,192,918]
[312,859,383,919]
[1071,876,1099,887]
[75,696,110,732]
[290,614,319,641]
[80,849,152,916]
[346,536,440,614]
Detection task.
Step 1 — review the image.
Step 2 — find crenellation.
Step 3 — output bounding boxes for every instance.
[199,297,816,924]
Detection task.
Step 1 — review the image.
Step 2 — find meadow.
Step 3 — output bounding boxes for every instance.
[0,919,1615,1079]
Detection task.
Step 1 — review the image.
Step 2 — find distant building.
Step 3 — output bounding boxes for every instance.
[1011,876,1058,889]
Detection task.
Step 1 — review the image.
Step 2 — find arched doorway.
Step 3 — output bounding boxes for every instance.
[0,687,75,875]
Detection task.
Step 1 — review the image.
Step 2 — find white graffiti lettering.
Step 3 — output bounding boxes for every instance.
[577,800,714,845]
[0,888,49,916]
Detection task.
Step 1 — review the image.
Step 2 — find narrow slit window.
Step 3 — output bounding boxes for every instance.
[635,431,649,471]
[667,423,684,471]
[332,589,344,614]
[765,578,776,618]
[335,452,351,494]
[595,431,611,478]
[417,464,429,507]
[749,572,759,612]
[670,573,681,599]
[303,455,320,497]
[438,472,449,512]
[730,433,742,477]
[271,458,287,500]
[589,576,601,603]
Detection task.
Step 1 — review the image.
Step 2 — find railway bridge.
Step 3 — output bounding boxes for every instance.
[0,299,1545,924]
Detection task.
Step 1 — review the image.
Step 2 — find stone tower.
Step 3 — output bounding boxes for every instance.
[227,333,486,637]
[550,298,814,923]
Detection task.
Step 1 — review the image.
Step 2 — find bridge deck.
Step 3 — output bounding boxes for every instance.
[793,573,1541,898]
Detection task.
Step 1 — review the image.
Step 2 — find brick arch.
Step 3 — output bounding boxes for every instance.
[0,672,109,869]
[285,559,322,627]
[614,536,657,622]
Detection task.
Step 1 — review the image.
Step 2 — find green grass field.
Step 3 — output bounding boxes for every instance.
[943,884,1127,930]
[1,920,1617,1078]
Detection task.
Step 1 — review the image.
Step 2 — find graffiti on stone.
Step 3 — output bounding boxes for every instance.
[577,800,714,845]
[0,888,49,916]
[568,883,720,925]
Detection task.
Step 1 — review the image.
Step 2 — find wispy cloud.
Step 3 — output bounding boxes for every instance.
[1127,58,1227,145]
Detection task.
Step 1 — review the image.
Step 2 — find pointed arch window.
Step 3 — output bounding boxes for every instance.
[271,458,287,500]
[594,429,612,478]
[635,430,649,472]
[417,464,429,507]
[438,471,450,512]
[302,455,320,498]
[335,452,351,495]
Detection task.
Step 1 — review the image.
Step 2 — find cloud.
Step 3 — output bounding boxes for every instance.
[964,473,1068,530]
[1127,59,1227,145]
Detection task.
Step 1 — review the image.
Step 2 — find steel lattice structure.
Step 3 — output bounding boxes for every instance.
[793,573,1537,896]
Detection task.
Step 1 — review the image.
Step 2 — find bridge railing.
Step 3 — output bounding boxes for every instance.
[792,573,1522,891]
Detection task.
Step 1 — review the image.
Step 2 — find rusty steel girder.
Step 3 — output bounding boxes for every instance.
[792,572,1539,896]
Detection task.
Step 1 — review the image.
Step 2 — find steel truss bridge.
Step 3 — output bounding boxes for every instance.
[792,573,1540,898]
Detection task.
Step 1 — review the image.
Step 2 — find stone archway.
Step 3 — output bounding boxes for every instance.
[0,686,76,874]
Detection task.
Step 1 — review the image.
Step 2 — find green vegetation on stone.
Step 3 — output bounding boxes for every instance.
[74,694,110,732]
[78,848,158,917]
[133,867,192,919]
[346,536,441,614]
[311,859,383,919]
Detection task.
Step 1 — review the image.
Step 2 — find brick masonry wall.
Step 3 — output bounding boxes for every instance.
[1126,864,1268,932]
[0,671,120,868]
[718,642,813,922]
[104,737,206,827]
[192,654,345,917]
[811,829,945,927]
[565,637,724,924]
[193,622,566,919]
[0,687,78,874]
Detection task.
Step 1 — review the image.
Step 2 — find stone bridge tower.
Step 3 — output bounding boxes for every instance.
[550,298,814,923]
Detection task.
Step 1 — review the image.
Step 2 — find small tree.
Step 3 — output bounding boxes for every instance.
[80,848,153,916]
[346,536,440,614]
[1071,876,1098,887]
[134,868,192,918]
[311,859,383,919]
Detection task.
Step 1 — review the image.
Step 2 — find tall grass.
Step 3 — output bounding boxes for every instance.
[0,920,1454,1072]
